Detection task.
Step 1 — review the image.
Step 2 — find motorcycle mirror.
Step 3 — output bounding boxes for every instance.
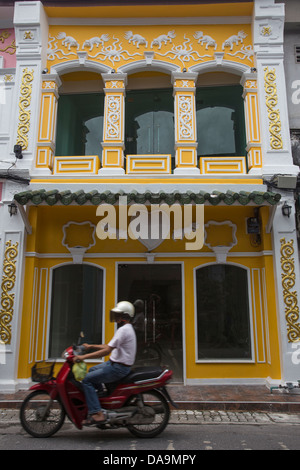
[77,331,85,345]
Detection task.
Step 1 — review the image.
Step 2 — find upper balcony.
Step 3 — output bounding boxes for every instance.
[2,1,297,184]
[36,67,260,179]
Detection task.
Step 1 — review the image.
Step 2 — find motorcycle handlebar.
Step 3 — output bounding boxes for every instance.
[72,344,87,355]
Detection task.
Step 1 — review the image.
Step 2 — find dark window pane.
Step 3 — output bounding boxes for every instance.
[125,89,175,159]
[196,85,246,157]
[49,264,103,358]
[55,93,104,158]
[197,106,236,155]
[196,264,251,360]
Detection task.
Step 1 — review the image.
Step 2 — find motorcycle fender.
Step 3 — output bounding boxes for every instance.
[28,382,58,399]
[157,387,178,409]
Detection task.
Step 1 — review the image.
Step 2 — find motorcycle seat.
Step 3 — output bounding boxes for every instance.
[104,366,164,389]
[120,366,164,384]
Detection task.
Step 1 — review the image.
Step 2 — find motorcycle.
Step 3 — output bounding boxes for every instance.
[20,340,176,439]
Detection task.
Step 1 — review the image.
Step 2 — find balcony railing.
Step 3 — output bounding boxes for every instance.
[52,154,247,176]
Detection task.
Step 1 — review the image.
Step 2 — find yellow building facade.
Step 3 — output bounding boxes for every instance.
[1,0,300,391]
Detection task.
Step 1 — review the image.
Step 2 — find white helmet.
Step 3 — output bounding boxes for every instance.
[110,301,135,322]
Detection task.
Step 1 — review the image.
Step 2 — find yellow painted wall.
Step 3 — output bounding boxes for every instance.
[45,3,254,19]
[18,203,281,381]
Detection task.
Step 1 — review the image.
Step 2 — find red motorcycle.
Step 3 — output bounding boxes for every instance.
[20,342,176,439]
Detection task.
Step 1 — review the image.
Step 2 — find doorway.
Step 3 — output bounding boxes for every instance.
[118,264,183,382]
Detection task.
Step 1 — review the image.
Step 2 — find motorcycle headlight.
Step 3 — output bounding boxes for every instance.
[61,349,69,359]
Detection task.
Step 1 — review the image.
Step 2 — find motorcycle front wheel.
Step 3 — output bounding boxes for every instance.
[127,390,170,438]
[20,390,66,438]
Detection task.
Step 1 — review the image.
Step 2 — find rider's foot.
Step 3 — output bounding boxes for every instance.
[83,411,106,425]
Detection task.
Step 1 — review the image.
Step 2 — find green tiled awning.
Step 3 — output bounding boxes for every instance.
[14,189,282,206]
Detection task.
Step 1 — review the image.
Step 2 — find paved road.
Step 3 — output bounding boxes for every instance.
[1,410,300,452]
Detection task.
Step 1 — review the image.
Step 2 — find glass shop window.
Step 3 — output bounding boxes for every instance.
[49,264,104,358]
[125,88,175,161]
[196,85,246,157]
[195,264,252,361]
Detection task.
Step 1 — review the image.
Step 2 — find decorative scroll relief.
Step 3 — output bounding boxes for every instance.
[104,94,122,141]
[264,67,283,150]
[0,241,18,345]
[0,29,16,56]
[280,238,300,343]
[47,28,253,69]
[124,31,148,49]
[177,94,195,141]
[16,68,34,151]
[48,34,142,66]
[194,31,217,50]
[155,34,211,68]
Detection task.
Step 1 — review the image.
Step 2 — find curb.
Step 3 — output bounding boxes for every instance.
[2,399,300,413]
[2,409,300,426]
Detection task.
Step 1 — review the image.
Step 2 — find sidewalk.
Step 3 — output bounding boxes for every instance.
[168,383,300,412]
[1,383,300,413]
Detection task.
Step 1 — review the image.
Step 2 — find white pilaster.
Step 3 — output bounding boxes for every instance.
[0,180,28,391]
[253,0,298,176]
[272,194,300,382]
[9,1,49,174]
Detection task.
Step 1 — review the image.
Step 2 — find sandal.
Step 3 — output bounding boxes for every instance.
[82,414,107,426]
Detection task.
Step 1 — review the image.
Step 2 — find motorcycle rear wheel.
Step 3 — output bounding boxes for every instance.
[20,390,66,438]
[127,390,170,438]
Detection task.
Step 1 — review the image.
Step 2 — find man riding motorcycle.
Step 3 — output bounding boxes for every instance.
[73,301,137,425]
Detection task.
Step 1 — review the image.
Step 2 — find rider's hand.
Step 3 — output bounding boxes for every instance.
[73,355,84,363]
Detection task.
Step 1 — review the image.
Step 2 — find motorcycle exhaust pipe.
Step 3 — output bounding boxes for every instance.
[105,406,156,425]
[105,406,136,424]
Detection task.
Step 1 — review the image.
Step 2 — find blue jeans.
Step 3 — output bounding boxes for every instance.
[82,360,131,415]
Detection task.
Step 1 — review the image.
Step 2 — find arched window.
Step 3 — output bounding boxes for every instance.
[195,264,251,361]
[55,71,104,159]
[125,72,175,162]
[196,76,246,158]
[49,264,104,358]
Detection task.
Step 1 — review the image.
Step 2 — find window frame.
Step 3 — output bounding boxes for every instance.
[55,92,105,159]
[124,88,175,159]
[196,84,247,159]
[48,262,106,361]
[194,262,254,364]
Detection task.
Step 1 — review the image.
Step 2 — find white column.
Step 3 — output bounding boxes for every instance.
[253,0,298,176]
[11,1,49,174]
[99,73,127,175]
[172,72,200,175]
[0,181,28,391]
[272,194,300,382]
